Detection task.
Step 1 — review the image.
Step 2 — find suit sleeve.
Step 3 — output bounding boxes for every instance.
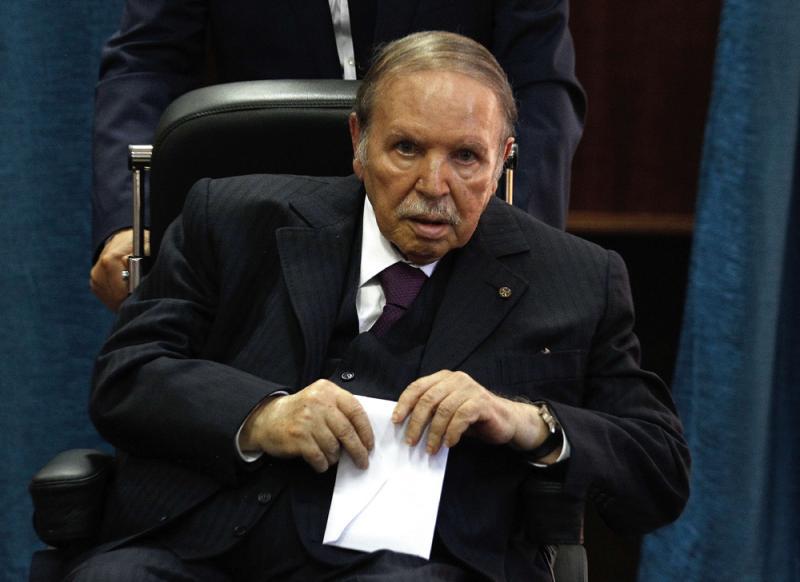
[92,0,208,254]
[548,251,690,534]
[492,0,586,228]
[91,179,284,485]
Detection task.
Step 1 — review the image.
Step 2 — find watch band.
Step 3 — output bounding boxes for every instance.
[528,402,564,460]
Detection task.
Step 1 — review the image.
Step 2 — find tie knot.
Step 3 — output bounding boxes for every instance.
[378,262,428,309]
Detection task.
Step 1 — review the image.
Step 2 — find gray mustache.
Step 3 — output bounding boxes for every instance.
[394,196,462,226]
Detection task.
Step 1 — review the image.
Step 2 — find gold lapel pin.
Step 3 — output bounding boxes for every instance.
[498,286,512,299]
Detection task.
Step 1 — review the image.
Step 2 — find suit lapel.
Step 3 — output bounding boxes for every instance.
[276,177,363,385]
[275,184,531,382]
[421,200,531,374]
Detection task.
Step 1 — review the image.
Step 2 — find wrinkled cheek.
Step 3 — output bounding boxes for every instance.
[454,223,479,248]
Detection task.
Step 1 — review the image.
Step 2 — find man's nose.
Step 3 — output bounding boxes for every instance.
[416,155,450,197]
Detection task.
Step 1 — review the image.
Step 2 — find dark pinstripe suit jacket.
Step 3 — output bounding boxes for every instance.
[91,174,689,579]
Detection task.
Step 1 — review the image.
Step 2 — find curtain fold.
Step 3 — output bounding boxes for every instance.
[0,2,123,580]
[638,0,800,580]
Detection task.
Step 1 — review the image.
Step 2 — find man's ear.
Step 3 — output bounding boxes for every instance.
[501,137,515,166]
[349,112,364,179]
[489,136,516,197]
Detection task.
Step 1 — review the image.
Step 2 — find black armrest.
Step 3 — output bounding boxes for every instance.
[29,449,113,548]
[521,468,588,581]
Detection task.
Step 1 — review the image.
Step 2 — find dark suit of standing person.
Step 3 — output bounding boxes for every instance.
[68,32,686,582]
[89,0,586,312]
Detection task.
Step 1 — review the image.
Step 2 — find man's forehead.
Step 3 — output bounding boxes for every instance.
[371,70,505,139]
[377,69,497,104]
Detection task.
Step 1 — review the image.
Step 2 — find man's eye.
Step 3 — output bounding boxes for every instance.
[455,149,477,163]
[395,141,416,155]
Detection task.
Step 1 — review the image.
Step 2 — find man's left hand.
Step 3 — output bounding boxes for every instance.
[392,370,548,455]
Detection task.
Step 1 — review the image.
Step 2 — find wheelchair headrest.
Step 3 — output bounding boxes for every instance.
[149,79,359,256]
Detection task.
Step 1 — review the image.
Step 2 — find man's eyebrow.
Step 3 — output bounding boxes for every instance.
[458,139,489,150]
[455,140,492,157]
[385,128,414,139]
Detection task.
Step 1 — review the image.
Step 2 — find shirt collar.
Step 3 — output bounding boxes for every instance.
[359,196,438,287]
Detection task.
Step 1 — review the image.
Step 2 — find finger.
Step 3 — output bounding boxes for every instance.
[106,229,135,255]
[329,404,371,469]
[441,399,482,450]
[337,391,374,451]
[302,446,330,473]
[403,379,453,446]
[101,273,128,311]
[312,425,341,466]
[89,266,102,294]
[89,266,125,311]
[425,391,471,453]
[393,370,451,424]
[91,240,132,311]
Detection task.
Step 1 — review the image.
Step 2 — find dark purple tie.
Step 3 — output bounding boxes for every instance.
[370,262,428,337]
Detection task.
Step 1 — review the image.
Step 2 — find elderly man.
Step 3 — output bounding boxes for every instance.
[70,32,688,582]
[89,0,585,312]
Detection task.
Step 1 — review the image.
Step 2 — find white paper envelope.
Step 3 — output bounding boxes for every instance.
[322,395,449,559]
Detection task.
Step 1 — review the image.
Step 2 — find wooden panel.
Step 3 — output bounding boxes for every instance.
[569,1,722,223]
[567,211,694,235]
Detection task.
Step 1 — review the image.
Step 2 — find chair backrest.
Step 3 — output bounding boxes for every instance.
[148,79,359,257]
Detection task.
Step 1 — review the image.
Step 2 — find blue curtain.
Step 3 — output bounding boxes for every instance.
[0,2,123,580]
[638,0,800,580]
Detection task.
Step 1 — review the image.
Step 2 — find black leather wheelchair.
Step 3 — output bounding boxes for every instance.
[28,79,587,582]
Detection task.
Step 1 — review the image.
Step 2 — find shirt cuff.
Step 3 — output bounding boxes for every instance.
[531,430,571,468]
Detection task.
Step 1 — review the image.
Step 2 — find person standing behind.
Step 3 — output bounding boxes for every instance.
[89,0,585,311]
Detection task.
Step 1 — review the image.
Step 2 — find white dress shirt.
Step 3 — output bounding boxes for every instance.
[357,197,437,332]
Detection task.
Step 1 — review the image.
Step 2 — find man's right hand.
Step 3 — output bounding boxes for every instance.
[239,380,374,473]
[90,228,150,312]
